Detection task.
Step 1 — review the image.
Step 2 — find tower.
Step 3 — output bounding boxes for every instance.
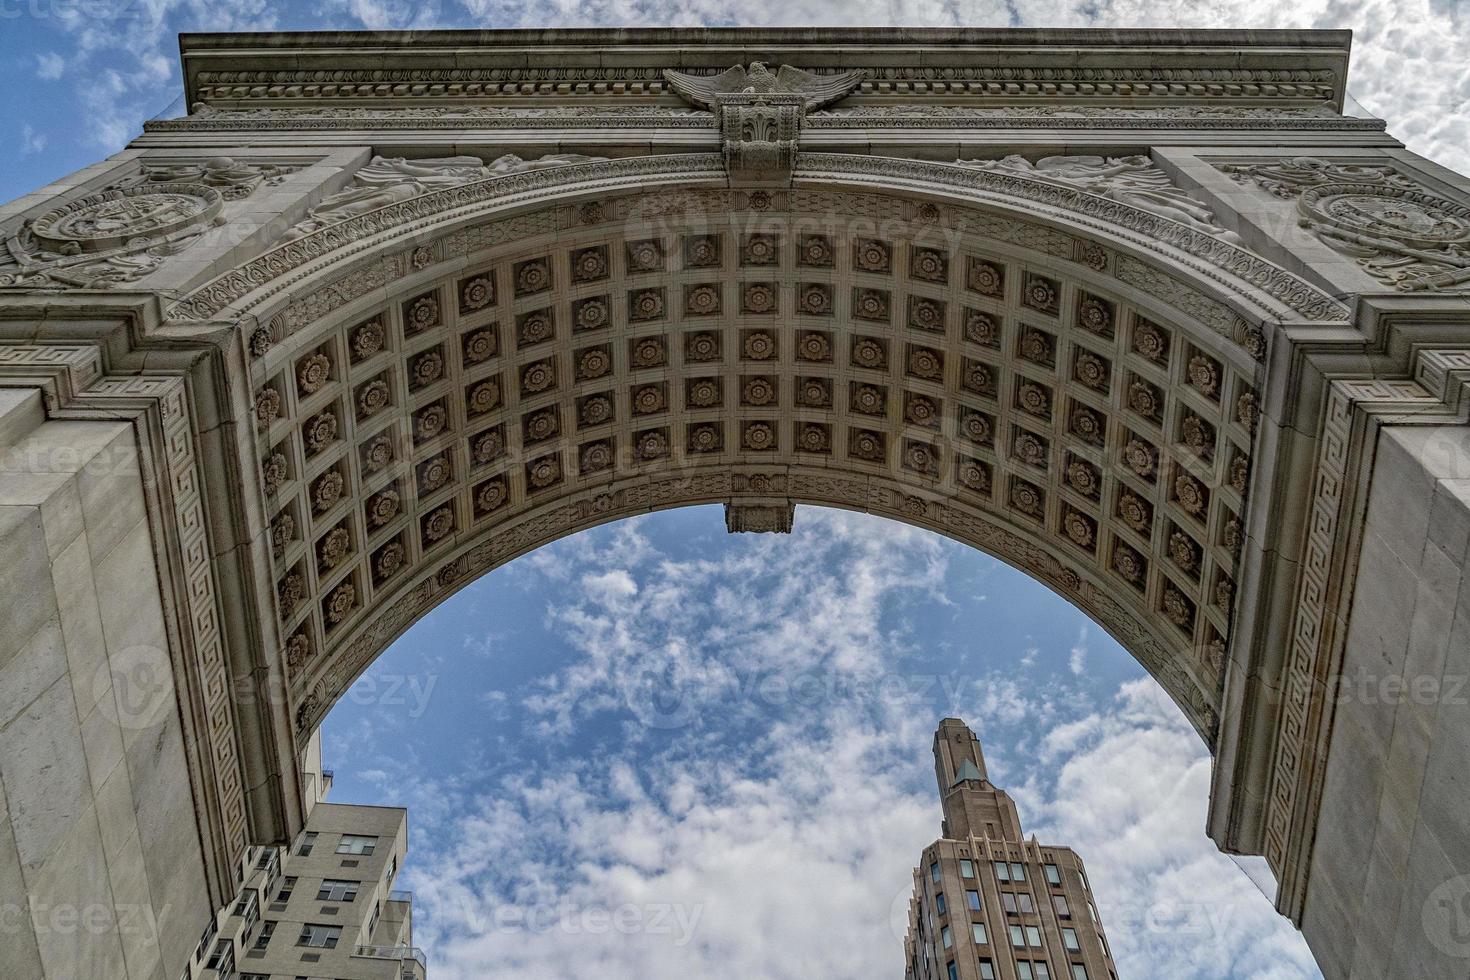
[904,720,1118,980]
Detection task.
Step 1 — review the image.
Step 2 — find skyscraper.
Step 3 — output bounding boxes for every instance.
[904,719,1118,980]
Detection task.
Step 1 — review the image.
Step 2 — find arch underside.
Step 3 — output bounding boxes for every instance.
[237,170,1282,746]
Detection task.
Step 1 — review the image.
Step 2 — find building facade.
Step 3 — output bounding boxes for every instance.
[180,734,425,980]
[905,720,1116,980]
[1,27,1469,980]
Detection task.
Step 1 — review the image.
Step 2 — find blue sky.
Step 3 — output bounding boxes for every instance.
[323,506,1317,979]
[5,4,1467,977]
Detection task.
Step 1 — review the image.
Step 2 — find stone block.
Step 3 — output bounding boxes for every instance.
[1417,672,1470,872]
[79,696,127,798]
[123,708,208,945]
[1428,479,1470,562]
[0,777,44,980]
[26,806,125,980]
[0,618,67,731]
[94,523,170,712]
[0,504,57,670]
[0,678,91,875]
[53,532,110,719]
[105,830,163,980]
[93,760,139,865]
[1368,428,1436,567]
[77,428,147,566]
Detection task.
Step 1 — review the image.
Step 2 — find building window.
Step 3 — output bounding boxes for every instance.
[1026,925,1043,947]
[931,861,942,884]
[1010,925,1026,948]
[386,855,397,884]
[942,925,953,949]
[978,960,996,980]
[936,891,948,915]
[947,961,958,980]
[1034,963,1052,980]
[1002,893,1018,914]
[336,834,378,856]
[971,922,988,945]
[1045,863,1062,886]
[276,876,296,902]
[1011,862,1026,882]
[296,831,317,856]
[966,889,982,912]
[1071,965,1089,980]
[205,939,234,973]
[1018,963,1034,980]
[1053,895,1071,918]
[1063,927,1080,951]
[316,879,360,902]
[252,920,274,951]
[297,923,342,948]
[1017,893,1035,913]
[194,915,218,962]
[960,859,975,878]
[994,861,1010,882]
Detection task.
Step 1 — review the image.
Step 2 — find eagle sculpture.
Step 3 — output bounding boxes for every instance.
[663,62,867,111]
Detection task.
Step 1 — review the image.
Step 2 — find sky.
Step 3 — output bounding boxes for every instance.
[2,4,1463,978]
[322,506,1318,979]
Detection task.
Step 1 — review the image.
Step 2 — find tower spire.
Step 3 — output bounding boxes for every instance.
[931,719,1024,842]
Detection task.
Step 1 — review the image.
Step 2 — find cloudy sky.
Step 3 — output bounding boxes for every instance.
[322,506,1317,979]
[3,4,1462,978]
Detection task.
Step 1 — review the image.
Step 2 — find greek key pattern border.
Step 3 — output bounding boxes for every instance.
[1267,357,1464,913]
[0,343,248,889]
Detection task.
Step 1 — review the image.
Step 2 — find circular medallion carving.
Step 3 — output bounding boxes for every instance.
[31,183,222,253]
[1300,184,1470,249]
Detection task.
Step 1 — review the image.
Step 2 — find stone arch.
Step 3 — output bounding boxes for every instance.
[209,155,1341,747]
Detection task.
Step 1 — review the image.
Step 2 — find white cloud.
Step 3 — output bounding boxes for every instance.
[1069,625,1089,675]
[19,124,47,156]
[358,510,1321,979]
[1025,679,1320,978]
[35,53,64,80]
[15,0,1469,170]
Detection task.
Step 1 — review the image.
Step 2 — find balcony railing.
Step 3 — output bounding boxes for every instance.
[354,944,427,969]
[389,890,413,903]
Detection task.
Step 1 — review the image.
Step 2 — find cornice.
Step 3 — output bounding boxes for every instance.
[142,103,1386,135]
[176,28,1353,111]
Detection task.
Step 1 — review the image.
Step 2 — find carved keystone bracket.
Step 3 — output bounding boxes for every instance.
[725,499,795,533]
[716,93,805,185]
[664,63,866,185]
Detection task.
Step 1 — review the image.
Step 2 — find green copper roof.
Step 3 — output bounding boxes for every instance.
[951,759,984,786]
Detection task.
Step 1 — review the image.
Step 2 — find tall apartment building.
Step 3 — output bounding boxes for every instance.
[904,719,1117,980]
[179,732,426,980]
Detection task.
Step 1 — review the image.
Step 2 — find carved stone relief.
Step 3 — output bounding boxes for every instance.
[0,157,301,289]
[280,152,604,241]
[1223,157,1470,290]
[664,63,866,184]
[956,154,1243,244]
[664,62,866,110]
